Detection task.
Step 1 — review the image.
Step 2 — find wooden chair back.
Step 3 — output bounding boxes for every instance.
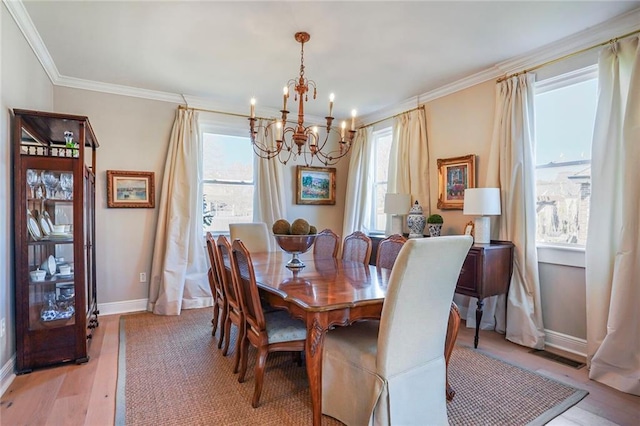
[342,231,372,264]
[206,232,227,343]
[376,234,407,270]
[230,239,266,336]
[313,228,340,259]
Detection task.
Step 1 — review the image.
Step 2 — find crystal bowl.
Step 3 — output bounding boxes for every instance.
[273,234,317,269]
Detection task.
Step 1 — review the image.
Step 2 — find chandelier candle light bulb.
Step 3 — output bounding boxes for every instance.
[341,121,346,140]
[250,98,256,118]
[329,93,335,117]
[351,109,357,130]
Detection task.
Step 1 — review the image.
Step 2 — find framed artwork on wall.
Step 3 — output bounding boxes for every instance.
[437,154,476,210]
[107,170,155,208]
[296,165,336,205]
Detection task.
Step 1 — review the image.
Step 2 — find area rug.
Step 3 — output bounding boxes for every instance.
[116,308,587,425]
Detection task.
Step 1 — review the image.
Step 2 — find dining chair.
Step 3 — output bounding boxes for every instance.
[231,239,307,408]
[322,236,473,425]
[375,233,407,270]
[229,222,271,253]
[214,235,244,373]
[206,232,227,347]
[341,231,372,264]
[313,228,340,259]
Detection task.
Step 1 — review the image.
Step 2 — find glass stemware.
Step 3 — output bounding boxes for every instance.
[26,169,40,198]
[41,171,59,199]
[60,173,73,199]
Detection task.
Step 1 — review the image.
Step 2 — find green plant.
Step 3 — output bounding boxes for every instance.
[427,214,443,224]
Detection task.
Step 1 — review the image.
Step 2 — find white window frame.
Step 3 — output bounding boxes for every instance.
[200,119,255,235]
[534,64,597,267]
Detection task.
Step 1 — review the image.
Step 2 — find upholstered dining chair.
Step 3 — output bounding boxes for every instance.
[206,232,227,347]
[341,231,372,264]
[313,228,340,259]
[230,239,307,408]
[214,235,245,373]
[322,236,473,426]
[375,233,408,270]
[229,222,271,253]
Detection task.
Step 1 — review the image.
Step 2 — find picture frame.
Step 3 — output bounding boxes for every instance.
[437,154,476,210]
[107,170,155,208]
[296,165,336,205]
[464,221,475,237]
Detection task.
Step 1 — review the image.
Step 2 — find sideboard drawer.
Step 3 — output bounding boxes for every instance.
[456,249,480,296]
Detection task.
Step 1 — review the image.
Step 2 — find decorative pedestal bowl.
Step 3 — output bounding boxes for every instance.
[274,234,317,270]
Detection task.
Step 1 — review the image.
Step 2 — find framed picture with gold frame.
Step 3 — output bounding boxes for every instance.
[107,170,155,208]
[437,154,476,210]
[296,165,336,205]
[464,221,475,237]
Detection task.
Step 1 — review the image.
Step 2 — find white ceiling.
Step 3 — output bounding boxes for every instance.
[12,1,640,123]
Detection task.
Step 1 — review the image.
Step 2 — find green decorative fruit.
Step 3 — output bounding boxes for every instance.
[272,219,291,235]
[309,225,317,235]
[290,218,311,235]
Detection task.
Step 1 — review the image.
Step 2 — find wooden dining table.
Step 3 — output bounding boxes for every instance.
[250,252,390,426]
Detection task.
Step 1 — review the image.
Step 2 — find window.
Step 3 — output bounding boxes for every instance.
[534,66,597,246]
[370,128,393,233]
[202,132,254,233]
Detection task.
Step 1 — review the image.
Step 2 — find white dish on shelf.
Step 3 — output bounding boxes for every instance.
[56,273,74,279]
[27,211,42,240]
[40,255,56,276]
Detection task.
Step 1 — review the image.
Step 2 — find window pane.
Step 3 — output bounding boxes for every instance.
[202,132,254,233]
[203,133,253,182]
[370,129,393,233]
[535,76,596,246]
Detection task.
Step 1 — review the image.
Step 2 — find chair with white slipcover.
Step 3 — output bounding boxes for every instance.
[321,236,472,426]
[229,222,271,253]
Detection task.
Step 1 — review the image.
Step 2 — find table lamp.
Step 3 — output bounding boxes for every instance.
[384,193,411,236]
[463,188,501,244]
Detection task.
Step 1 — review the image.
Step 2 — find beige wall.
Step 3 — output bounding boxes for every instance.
[1,3,54,373]
[53,87,176,305]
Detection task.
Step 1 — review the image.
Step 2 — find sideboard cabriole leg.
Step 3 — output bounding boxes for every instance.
[474,298,484,348]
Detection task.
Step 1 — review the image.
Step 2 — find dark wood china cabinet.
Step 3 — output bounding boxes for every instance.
[12,109,99,373]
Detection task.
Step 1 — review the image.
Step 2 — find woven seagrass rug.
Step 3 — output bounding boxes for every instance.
[116,308,587,425]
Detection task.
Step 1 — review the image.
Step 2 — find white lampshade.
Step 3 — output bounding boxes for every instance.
[463,188,501,216]
[463,188,501,244]
[384,193,411,215]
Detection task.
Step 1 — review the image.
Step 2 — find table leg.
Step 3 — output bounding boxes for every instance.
[474,298,484,348]
[306,315,328,426]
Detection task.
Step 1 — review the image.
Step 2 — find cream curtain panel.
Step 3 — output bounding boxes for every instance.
[388,108,431,221]
[342,127,374,238]
[586,36,640,396]
[148,109,212,315]
[484,74,545,349]
[253,119,287,251]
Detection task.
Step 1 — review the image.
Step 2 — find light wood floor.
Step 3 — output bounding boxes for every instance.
[1,313,638,425]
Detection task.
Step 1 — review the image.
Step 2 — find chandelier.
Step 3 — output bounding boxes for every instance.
[249,32,357,166]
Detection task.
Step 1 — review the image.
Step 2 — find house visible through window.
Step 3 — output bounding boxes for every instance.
[202,132,254,233]
[534,66,597,246]
[370,128,393,233]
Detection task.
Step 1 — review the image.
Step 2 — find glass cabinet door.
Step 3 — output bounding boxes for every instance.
[26,168,76,331]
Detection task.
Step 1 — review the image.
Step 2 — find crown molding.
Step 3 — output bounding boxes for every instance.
[7,1,640,126]
[360,6,640,126]
[56,75,183,104]
[3,0,60,82]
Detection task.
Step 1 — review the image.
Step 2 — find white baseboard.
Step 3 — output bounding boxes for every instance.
[0,355,16,397]
[97,298,148,316]
[544,329,587,358]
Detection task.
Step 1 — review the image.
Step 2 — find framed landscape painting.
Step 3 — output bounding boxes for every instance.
[296,166,336,205]
[107,170,155,208]
[437,154,476,209]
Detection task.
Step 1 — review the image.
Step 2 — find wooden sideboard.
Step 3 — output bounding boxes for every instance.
[456,240,514,348]
[370,236,514,348]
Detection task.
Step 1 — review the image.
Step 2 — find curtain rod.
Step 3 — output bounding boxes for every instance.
[362,105,426,129]
[177,104,268,120]
[497,28,640,83]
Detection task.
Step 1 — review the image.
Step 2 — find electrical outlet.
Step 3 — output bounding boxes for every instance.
[0,318,5,338]
[139,272,147,283]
